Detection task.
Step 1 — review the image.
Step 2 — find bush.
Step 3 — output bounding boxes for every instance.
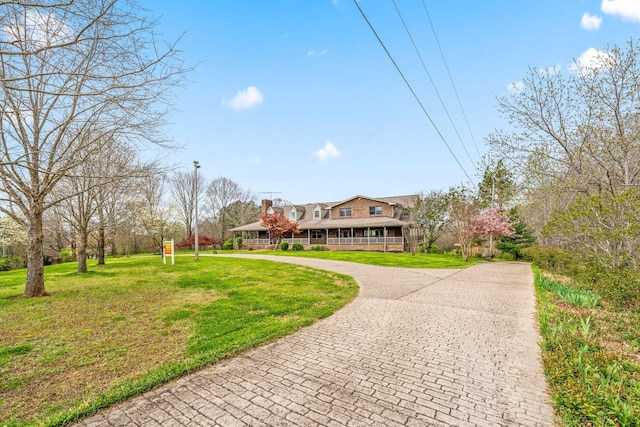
[520,245,581,276]
[0,256,24,271]
[576,266,640,310]
[428,244,444,254]
[60,247,74,262]
[222,238,234,250]
[292,243,304,251]
[280,241,289,251]
[498,251,516,261]
[311,245,327,251]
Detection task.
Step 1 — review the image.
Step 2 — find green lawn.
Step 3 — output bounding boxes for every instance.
[230,250,485,268]
[0,256,358,427]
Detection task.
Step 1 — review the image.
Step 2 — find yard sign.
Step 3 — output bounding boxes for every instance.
[163,239,175,265]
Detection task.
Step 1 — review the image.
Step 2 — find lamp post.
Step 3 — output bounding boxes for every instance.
[193,160,201,261]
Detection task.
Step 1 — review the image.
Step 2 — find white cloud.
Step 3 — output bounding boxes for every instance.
[569,47,615,74]
[2,9,73,50]
[224,86,264,111]
[601,0,640,22]
[507,81,524,94]
[307,49,328,56]
[581,12,602,29]
[313,141,341,162]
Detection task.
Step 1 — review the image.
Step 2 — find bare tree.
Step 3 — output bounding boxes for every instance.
[488,39,640,196]
[135,175,181,253]
[487,39,640,264]
[0,1,185,296]
[205,177,242,243]
[56,139,144,272]
[170,170,206,238]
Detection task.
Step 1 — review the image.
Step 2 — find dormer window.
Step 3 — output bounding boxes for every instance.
[289,211,296,221]
[314,210,320,219]
[369,206,383,216]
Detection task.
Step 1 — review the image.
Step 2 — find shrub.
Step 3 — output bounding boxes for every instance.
[292,243,304,251]
[176,235,219,249]
[428,244,444,254]
[576,266,640,310]
[60,247,74,262]
[311,245,327,251]
[280,241,289,251]
[498,251,516,261]
[520,245,580,276]
[222,238,234,250]
[0,256,24,271]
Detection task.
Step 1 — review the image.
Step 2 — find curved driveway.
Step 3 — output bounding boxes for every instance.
[76,256,555,427]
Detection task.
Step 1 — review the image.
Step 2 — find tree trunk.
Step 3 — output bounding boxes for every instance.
[77,232,88,273]
[24,210,46,297]
[97,226,105,265]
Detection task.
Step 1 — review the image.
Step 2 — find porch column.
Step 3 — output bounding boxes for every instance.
[351,228,354,245]
[338,228,340,245]
[367,227,370,246]
[383,226,387,252]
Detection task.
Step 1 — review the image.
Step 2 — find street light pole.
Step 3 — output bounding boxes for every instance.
[193,161,201,261]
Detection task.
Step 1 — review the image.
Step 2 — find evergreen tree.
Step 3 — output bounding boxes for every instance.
[497,208,536,259]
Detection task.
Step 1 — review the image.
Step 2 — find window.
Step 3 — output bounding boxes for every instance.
[310,230,324,239]
[339,208,351,217]
[289,211,296,221]
[369,206,383,216]
[339,230,352,238]
[314,210,320,219]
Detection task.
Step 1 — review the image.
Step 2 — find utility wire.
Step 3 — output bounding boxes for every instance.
[421,0,482,158]
[391,0,476,171]
[352,0,474,183]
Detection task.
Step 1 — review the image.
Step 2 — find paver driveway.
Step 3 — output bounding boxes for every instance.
[75,256,556,426]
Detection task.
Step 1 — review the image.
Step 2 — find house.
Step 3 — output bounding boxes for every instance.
[230,194,421,252]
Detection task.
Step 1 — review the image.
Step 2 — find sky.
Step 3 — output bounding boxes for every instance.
[136,0,640,205]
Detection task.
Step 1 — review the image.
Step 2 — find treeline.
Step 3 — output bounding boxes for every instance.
[0,172,266,267]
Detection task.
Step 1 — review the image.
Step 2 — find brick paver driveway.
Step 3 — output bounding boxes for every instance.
[76,256,556,427]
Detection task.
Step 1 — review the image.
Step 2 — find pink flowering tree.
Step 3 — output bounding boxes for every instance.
[475,208,515,238]
[449,193,514,261]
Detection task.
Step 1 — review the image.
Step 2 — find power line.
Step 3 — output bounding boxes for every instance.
[421,0,482,158]
[352,0,474,184]
[390,0,476,171]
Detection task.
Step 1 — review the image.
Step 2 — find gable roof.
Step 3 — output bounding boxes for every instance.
[231,194,417,232]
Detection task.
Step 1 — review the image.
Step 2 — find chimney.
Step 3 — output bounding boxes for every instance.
[261,199,273,215]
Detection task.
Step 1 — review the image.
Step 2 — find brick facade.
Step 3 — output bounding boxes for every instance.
[331,197,394,219]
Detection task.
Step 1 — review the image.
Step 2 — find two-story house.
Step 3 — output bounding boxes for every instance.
[230,194,419,252]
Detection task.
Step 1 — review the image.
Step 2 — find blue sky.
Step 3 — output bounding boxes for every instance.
[138,0,640,204]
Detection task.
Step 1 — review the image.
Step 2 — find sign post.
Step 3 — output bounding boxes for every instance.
[163,239,175,265]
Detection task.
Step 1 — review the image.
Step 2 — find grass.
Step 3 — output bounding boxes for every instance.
[230,249,485,268]
[0,256,358,427]
[534,266,640,426]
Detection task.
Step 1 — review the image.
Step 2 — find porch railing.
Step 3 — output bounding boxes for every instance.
[327,237,404,245]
